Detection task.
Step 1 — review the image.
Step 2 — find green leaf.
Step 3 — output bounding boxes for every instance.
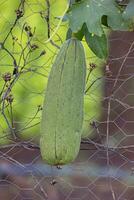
[66,24,85,40]
[123,0,134,30]
[73,24,85,40]
[85,26,108,59]
[67,0,129,36]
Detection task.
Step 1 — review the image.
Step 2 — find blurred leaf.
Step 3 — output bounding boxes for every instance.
[67,0,130,36]
[123,0,134,18]
[74,24,85,40]
[123,0,134,30]
[85,27,108,59]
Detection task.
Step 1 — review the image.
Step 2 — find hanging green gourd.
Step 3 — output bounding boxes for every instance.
[40,38,86,165]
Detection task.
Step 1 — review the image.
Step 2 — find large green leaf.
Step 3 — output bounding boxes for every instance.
[67,0,129,36]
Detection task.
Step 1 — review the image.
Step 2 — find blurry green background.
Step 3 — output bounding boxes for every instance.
[0,0,103,145]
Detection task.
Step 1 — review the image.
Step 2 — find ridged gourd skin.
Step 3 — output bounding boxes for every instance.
[40,38,86,165]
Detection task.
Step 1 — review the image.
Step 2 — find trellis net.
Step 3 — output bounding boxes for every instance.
[0,0,134,199]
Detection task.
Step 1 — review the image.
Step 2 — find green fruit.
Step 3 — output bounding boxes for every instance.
[40,38,86,165]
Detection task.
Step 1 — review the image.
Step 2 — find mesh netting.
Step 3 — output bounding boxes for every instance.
[0,0,134,199]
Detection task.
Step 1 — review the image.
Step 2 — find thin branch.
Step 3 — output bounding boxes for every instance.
[3,0,25,45]
[85,76,103,94]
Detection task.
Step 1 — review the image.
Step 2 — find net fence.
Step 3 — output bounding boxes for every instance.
[0,0,134,199]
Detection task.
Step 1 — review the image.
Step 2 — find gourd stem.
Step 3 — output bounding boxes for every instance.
[71,32,78,39]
